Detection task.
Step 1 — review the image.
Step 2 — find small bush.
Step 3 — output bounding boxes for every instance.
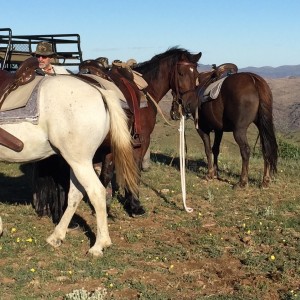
[278,139,300,159]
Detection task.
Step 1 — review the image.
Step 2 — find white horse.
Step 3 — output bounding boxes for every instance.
[0,75,138,257]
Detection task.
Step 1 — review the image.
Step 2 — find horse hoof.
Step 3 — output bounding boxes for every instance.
[124,200,146,216]
[142,166,151,172]
[132,206,146,216]
[142,162,151,172]
[128,204,146,216]
[261,178,270,189]
[261,182,270,189]
[46,235,62,248]
[205,175,214,181]
[233,182,248,190]
[88,247,104,257]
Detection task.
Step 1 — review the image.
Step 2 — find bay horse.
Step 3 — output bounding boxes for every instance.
[32,47,202,220]
[170,68,278,188]
[0,74,139,257]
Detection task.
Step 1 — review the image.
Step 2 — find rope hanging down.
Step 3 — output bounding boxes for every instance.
[145,92,193,212]
[179,115,193,213]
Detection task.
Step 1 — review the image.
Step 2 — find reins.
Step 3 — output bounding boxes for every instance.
[178,113,193,213]
[144,91,176,127]
[144,59,197,213]
[146,87,193,213]
[172,60,197,213]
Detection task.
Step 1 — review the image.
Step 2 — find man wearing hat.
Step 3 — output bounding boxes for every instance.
[31,42,77,230]
[33,41,70,75]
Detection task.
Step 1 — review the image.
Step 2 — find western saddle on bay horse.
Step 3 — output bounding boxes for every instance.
[78,59,148,147]
[197,63,238,102]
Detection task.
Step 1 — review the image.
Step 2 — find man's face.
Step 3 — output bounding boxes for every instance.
[36,55,51,70]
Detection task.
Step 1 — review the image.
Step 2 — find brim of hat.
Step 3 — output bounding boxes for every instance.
[32,51,56,56]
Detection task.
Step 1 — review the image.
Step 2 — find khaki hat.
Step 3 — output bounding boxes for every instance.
[34,41,55,56]
[95,57,110,69]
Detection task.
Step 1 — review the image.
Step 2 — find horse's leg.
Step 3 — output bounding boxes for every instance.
[212,131,223,179]
[47,164,111,256]
[232,128,250,188]
[121,144,146,216]
[99,153,115,207]
[46,174,83,248]
[124,160,145,215]
[262,160,271,188]
[197,129,215,180]
[142,146,151,171]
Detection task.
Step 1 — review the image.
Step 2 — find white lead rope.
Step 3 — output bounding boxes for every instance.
[179,115,193,213]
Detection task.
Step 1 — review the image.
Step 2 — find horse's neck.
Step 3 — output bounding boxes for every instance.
[143,72,170,103]
[144,85,168,103]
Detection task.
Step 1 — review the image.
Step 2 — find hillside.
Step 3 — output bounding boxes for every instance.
[267,77,300,134]
[199,64,300,79]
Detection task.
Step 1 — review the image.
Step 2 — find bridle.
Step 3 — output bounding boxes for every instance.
[171,61,198,116]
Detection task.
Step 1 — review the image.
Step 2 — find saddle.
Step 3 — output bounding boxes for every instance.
[79,59,111,80]
[0,57,39,107]
[198,63,238,103]
[79,59,143,147]
[0,57,39,152]
[213,63,238,79]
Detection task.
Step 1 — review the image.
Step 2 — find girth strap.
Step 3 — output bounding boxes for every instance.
[0,127,24,152]
[108,71,142,146]
[119,77,142,136]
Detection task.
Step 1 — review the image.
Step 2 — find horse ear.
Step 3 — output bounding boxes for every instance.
[195,52,202,62]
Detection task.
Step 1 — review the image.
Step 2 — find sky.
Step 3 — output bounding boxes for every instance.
[2,0,300,68]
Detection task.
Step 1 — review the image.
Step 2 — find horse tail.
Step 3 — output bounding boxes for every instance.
[100,89,139,198]
[251,73,278,174]
[31,157,69,224]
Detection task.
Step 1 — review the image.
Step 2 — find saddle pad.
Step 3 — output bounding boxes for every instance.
[85,74,148,107]
[0,78,44,125]
[85,74,127,102]
[203,77,227,100]
[1,76,44,111]
[132,71,148,90]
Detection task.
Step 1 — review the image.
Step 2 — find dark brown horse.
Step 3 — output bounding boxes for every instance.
[170,67,278,188]
[32,47,202,221]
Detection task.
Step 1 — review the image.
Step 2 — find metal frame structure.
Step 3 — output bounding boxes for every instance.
[0,28,83,71]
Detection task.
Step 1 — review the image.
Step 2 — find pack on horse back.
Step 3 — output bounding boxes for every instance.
[0,57,39,152]
[108,61,142,146]
[79,59,143,147]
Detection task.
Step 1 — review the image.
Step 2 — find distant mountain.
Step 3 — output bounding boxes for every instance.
[199,64,300,79]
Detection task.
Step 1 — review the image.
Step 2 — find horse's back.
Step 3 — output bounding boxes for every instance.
[200,73,262,131]
[0,76,111,162]
[40,76,110,145]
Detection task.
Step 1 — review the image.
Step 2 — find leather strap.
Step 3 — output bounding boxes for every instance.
[0,127,24,152]
[119,77,141,136]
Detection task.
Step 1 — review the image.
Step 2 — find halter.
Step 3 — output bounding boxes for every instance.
[171,61,198,116]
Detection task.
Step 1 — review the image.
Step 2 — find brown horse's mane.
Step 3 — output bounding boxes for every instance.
[134,46,197,81]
